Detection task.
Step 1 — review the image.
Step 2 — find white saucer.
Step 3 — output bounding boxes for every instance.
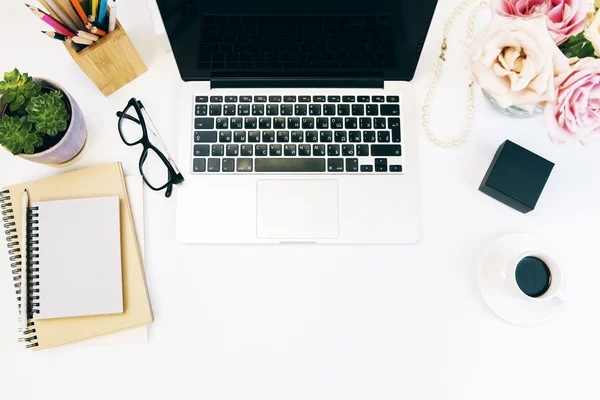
[478,233,566,325]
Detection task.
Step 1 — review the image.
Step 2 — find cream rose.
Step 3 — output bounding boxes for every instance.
[468,15,570,112]
[584,8,600,57]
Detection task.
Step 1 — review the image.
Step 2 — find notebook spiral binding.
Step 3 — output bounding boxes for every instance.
[1,189,39,348]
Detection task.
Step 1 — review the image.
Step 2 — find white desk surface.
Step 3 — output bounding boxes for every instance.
[1,1,599,399]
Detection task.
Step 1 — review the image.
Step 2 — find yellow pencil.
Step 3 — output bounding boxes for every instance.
[91,0,99,19]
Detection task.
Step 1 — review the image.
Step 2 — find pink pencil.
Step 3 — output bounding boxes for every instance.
[25,4,75,38]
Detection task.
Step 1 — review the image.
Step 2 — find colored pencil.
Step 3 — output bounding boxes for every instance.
[86,22,106,36]
[77,30,99,41]
[97,0,108,24]
[42,30,69,41]
[25,4,75,37]
[71,36,94,45]
[91,0,98,19]
[70,0,89,25]
[107,0,117,32]
[43,0,80,32]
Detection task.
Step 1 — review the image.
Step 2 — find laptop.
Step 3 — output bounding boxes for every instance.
[156,0,438,244]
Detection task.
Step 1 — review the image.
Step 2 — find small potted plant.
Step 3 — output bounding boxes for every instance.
[0,69,87,165]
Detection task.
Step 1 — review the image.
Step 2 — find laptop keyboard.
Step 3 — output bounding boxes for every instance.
[191,95,403,174]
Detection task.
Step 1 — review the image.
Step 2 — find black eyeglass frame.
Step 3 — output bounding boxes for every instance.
[117,98,184,197]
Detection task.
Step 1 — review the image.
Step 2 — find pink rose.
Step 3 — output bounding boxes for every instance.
[492,0,589,45]
[544,58,600,145]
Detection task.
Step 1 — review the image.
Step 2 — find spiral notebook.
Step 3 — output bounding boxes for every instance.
[30,196,123,320]
[1,163,153,350]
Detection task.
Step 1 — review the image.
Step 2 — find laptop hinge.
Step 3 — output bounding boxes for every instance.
[210,79,384,89]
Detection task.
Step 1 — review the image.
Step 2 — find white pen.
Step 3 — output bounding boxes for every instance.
[20,189,28,332]
[108,0,118,33]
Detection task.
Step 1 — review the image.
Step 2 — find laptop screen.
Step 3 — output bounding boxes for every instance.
[156,0,438,83]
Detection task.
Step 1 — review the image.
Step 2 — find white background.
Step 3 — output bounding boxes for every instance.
[1,1,599,399]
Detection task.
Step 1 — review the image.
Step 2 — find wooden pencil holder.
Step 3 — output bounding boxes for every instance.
[64,21,147,96]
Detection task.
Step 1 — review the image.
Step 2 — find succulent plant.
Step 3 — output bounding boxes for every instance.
[0,69,41,113]
[0,115,43,155]
[26,90,70,136]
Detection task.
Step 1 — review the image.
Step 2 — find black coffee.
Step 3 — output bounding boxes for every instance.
[515,257,552,298]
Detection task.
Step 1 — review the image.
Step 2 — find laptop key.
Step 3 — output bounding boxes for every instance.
[267,104,279,116]
[374,118,386,129]
[194,145,210,156]
[254,96,267,102]
[357,96,370,103]
[195,118,215,130]
[233,131,246,142]
[259,117,272,129]
[298,144,311,156]
[323,105,336,115]
[349,131,361,143]
[240,96,252,102]
[328,158,343,172]
[375,158,388,172]
[255,158,326,172]
[343,96,356,102]
[277,131,290,142]
[255,144,268,156]
[309,104,322,115]
[223,104,236,116]
[313,144,326,156]
[295,104,307,115]
[269,96,282,102]
[216,118,229,129]
[357,145,369,156]
[306,131,318,142]
[219,131,232,142]
[284,96,297,102]
[381,105,400,116]
[352,104,364,116]
[241,144,253,156]
[389,118,401,142]
[334,131,347,143]
[222,158,235,172]
[345,158,359,172]
[320,131,333,142]
[248,131,261,142]
[207,158,220,172]
[195,96,208,103]
[238,104,250,115]
[225,96,238,103]
[269,144,282,156]
[377,131,390,143]
[195,131,217,142]
[237,158,253,172]
[226,144,239,156]
[245,117,257,129]
[302,117,314,129]
[316,117,329,129]
[337,104,350,116]
[360,165,374,172]
[193,158,206,172]
[284,144,297,156]
[262,131,275,142]
[390,165,403,172]
[366,104,378,115]
[342,144,355,156]
[210,96,223,103]
[287,117,300,129]
[328,96,341,102]
[359,118,372,129]
[281,104,293,116]
[211,144,224,156]
[195,104,208,116]
[291,131,304,143]
[299,96,311,102]
[344,117,357,129]
[331,118,343,129]
[274,117,286,129]
[209,105,222,116]
[230,118,243,129]
[387,96,400,103]
[313,96,326,102]
[372,96,385,103]
[252,104,265,115]
[371,144,401,157]
[363,131,376,143]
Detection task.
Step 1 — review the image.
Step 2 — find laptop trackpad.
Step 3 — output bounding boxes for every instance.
[257,180,339,240]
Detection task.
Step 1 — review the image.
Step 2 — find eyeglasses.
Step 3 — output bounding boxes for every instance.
[116,98,184,197]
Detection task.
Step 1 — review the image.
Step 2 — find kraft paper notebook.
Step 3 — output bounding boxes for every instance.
[1,163,153,350]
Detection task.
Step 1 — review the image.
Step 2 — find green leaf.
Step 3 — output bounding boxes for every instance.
[0,115,44,155]
[0,68,41,113]
[26,90,70,137]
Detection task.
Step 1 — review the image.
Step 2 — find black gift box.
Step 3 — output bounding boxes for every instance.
[479,140,554,214]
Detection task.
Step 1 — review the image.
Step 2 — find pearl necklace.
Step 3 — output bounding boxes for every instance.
[422,0,490,148]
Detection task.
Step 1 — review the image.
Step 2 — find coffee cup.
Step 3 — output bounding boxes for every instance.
[500,251,565,302]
